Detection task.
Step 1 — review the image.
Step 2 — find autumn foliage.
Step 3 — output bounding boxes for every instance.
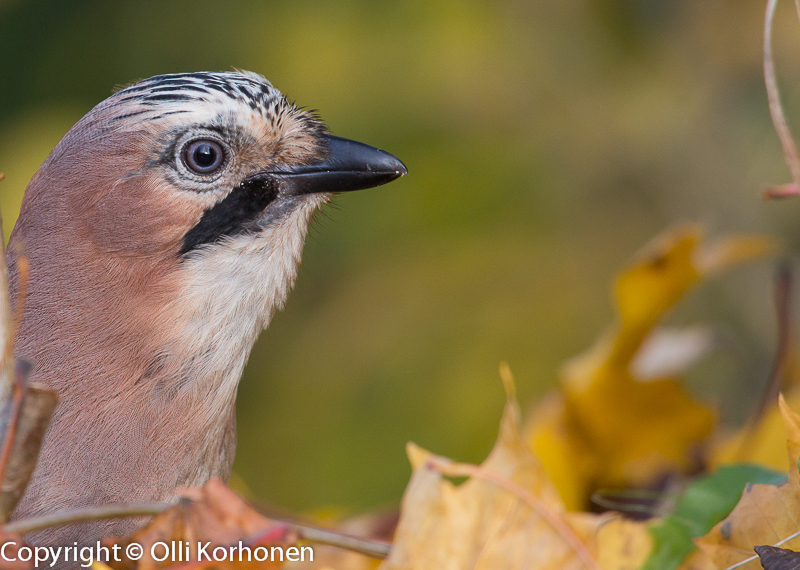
[1,223,793,570]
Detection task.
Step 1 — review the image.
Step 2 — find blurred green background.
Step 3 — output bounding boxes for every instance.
[0,0,799,513]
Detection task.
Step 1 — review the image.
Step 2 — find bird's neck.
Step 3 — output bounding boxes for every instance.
[167,222,311,429]
[10,202,316,512]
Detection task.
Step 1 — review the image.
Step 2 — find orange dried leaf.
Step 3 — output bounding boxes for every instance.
[107,479,295,570]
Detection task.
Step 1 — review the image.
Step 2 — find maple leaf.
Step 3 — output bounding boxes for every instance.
[378,371,652,570]
[525,225,774,510]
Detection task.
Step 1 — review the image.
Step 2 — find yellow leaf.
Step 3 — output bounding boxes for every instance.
[613,227,700,347]
[381,376,652,570]
[695,396,800,570]
[525,393,597,513]
[693,235,777,276]
[526,225,772,510]
[596,518,654,570]
[711,391,800,472]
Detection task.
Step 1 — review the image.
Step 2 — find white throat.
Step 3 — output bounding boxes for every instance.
[170,197,324,419]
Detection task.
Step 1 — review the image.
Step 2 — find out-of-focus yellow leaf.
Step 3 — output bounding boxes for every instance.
[612,228,700,348]
[711,391,800,472]
[525,392,597,513]
[526,225,773,510]
[695,396,800,570]
[596,518,654,570]
[693,235,777,276]
[379,377,652,570]
[711,337,800,472]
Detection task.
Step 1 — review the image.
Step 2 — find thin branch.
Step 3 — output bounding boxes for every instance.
[721,528,800,570]
[3,503,170,535]
[0,250,32,512]
[4,502,392,560]
[590,488,664,516]
[0,213,15,408]
[752,263,793,428]
[764,0,800,196]
[0,382,57,521]
[288,522,391,559]
[0,366,27,495]
[426,456,602,570]
[762,184,800,198]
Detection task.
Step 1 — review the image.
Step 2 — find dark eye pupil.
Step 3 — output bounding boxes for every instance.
[194,143,216,167]
[182,139,226,174]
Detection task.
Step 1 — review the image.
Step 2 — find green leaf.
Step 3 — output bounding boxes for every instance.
[639,464,786,570]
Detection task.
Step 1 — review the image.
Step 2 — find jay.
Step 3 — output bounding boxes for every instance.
[5,71,406,545]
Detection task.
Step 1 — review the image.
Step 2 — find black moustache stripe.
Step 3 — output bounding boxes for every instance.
[179,175,279,256]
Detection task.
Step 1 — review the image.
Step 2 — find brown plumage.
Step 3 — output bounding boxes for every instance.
[6,71,405,546]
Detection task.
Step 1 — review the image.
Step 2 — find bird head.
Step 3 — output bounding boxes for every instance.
[8,71,406,540]
[22,70,405,256]
[11,70,406,423]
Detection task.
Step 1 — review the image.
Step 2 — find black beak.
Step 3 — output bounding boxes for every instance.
[273,134,407,196]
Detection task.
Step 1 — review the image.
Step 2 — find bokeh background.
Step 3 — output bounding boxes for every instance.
[0,0,799,513]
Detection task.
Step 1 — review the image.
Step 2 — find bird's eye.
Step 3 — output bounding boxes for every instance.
[182,139,226,175]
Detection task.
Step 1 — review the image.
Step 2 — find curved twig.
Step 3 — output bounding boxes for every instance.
[288,522,391,558]
[3,502,392,559]
[3,503,170,535]
[764,0,800,198]
[721,528,800,570]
